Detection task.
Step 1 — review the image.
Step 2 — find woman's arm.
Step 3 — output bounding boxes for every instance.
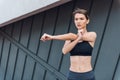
[62,32,82,54]
[40,33,78,41]
[62,39,79,54]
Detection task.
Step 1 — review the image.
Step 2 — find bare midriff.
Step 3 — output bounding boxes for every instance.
[70,56,92,73]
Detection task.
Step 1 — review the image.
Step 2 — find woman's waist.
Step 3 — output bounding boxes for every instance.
[70,58,92,67]
[70,56,92,72]
[70,63,92,72]
[69,67,93,73]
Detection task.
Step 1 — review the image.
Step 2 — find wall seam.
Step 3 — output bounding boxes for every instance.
[32,12,46,80]
[12,21,23,80]
[93,0,114,70]
[21,16,34,80]
[0,37,4,66]
[112,52,120,80]
[4,24,14,80]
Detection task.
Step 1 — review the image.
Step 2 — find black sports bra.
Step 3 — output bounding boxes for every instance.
[70,41,93,56]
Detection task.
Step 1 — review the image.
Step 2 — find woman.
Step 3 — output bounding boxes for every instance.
[41,8,97,80]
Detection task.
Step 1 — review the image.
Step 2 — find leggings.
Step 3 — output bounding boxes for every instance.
[67,70,95,80]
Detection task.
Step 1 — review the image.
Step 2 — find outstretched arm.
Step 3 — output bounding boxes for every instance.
[40,33,78,41]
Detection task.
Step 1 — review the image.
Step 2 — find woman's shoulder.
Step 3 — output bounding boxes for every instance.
[88,31,97,37]
[87,31,97,41]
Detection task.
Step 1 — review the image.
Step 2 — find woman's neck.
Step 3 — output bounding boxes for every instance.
[78,28,87,35]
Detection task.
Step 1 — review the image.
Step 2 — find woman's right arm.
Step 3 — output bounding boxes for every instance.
[62,35,81,55]
[40,33,78,41]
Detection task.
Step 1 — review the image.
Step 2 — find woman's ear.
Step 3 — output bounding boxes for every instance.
[87,19,90,24]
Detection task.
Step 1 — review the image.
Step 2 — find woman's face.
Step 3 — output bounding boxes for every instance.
[74,13,89,30]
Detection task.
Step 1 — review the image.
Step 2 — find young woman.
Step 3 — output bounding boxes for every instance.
[41,8,97,80]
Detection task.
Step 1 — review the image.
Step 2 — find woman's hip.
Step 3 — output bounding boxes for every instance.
[67,70,95,80]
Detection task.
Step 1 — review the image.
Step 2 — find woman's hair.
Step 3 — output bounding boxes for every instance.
[72,8,89,20]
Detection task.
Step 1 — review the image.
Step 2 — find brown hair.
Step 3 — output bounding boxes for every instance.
[73,8,89,20]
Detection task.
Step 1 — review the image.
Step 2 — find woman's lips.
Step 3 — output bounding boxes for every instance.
[77,25,81,27]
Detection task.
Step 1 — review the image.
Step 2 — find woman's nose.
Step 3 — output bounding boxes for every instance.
[77,20,81,23]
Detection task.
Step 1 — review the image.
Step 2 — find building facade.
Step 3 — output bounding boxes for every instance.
[0,0,120,80]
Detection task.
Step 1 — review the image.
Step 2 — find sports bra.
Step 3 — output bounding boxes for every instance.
[70,41,93,56]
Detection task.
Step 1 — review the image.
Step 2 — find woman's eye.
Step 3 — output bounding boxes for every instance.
[75,18,85,21]
[75,18,78,21]
[80,18,84,20]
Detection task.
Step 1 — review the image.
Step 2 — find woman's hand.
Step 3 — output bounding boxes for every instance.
[40,33,53,41]
[77,29,83,41]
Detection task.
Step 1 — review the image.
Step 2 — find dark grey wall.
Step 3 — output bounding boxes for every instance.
[0,0,120,80]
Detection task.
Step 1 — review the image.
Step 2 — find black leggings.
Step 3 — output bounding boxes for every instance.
[67,70,95,80]
[68,77,95,80]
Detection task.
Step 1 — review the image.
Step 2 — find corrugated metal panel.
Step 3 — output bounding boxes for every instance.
[94,0,120,80]
[0,0,120,80]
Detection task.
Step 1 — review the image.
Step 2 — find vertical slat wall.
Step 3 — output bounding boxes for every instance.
[93,0,120,80]
[88,0,113,67]
[0,0,120,80]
